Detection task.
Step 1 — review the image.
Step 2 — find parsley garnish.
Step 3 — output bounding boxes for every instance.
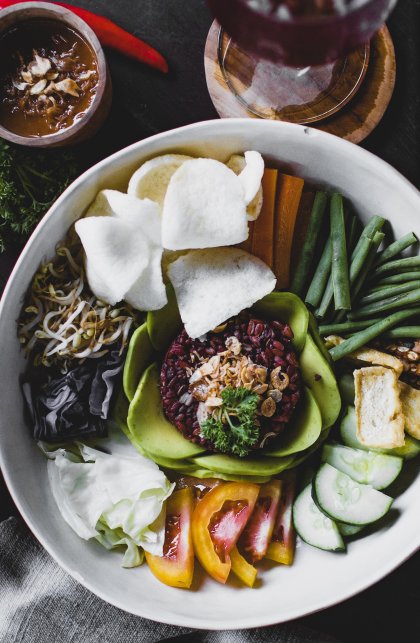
[200,386,260,458]
[0,138,79,252]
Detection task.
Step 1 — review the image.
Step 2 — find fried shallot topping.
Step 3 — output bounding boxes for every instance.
[188,335,286,422]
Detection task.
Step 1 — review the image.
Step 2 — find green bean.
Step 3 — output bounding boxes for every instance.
[334,231,385,323]
[290,191,328,297]
[359,281,420,305]
[350,215,386,259]
[348,288,420,320]
[373,232,418,267]
[373,271,420,286]
[382,326,420,339]
[372,256,420,279]
[347,215,361,255]
[331,194,351,311]
[351,232,385,299]
[314,209,365,319]
[312,206,352,317]
[315,275,334,319]
[367,285,397,293]
[319,319,383,336]
[305,236,332,309]
[316,215,371,319]
[349,236,373,285]
[315,237,372,319]
[329,307,420,361]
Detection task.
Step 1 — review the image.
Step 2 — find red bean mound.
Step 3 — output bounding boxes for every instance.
[160,312,301,452]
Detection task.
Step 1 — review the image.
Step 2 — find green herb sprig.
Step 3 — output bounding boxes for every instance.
[200,386,260,458]
[0,139,79,252]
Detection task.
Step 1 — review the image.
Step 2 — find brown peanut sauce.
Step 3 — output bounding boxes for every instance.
[0,19,98,137]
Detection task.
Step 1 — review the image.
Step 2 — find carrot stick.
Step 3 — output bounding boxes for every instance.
[273,174,304,289]
[251,169,278,267]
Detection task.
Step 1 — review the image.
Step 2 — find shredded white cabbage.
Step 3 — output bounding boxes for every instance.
[46,435,174,567]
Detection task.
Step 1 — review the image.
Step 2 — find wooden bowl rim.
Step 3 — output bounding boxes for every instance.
[0,1,108,147]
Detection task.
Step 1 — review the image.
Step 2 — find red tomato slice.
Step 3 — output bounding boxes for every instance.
[239,479,282,563]
[265,471,297,565]
[191,482,259,584]
[145,488,194,588]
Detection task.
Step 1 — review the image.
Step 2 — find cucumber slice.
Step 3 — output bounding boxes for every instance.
[313,463,393,526]
[338,374,355,406]
[293,484,345,552]
[322,443,403,490]
[394,438,420,459]
[337,522,364,537]
[340,405,420,460]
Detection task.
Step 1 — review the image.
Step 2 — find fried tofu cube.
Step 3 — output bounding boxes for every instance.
[354,366,405,449]
[399,381,420,440]
[325,336,404,375]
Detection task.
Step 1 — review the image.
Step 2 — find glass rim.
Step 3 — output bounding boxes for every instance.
[238,0,395,27]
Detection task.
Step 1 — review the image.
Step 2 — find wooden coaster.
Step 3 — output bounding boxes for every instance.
[204,21,396,144]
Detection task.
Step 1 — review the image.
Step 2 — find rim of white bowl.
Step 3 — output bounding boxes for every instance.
[0,119,419,629]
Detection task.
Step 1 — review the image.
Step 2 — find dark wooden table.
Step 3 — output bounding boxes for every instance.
[0,1,419,641]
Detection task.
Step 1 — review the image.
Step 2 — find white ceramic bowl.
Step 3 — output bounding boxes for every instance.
[0,119,419,630]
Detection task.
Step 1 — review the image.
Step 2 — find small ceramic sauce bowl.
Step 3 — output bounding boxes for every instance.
[0,1,112,147]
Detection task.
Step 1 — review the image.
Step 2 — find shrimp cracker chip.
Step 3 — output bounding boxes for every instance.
[226,153,263,221]
[125,245,167,311]
[85,190,161,245]
[127,154,193,206]
[161,158,249,250]
[78,187,167,310]
[84,259,116,305]
[236,151,264,207]
[168,247,276,338]
[75,217,150,305]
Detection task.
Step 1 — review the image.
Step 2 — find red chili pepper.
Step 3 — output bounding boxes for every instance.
[0,0,168,73]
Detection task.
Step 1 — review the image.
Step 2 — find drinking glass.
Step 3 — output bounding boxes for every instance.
[206,0,397,123]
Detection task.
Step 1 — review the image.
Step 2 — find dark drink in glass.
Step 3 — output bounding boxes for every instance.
[207,0,397,66]
[205,0,397,123]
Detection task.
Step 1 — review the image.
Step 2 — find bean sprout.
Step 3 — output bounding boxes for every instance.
[18,231,141,369]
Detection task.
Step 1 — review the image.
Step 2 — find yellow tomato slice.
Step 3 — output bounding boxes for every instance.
[145,488,194,588]
[266,471,297,566]
[230,546,258,588]
[191,482,259,584]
